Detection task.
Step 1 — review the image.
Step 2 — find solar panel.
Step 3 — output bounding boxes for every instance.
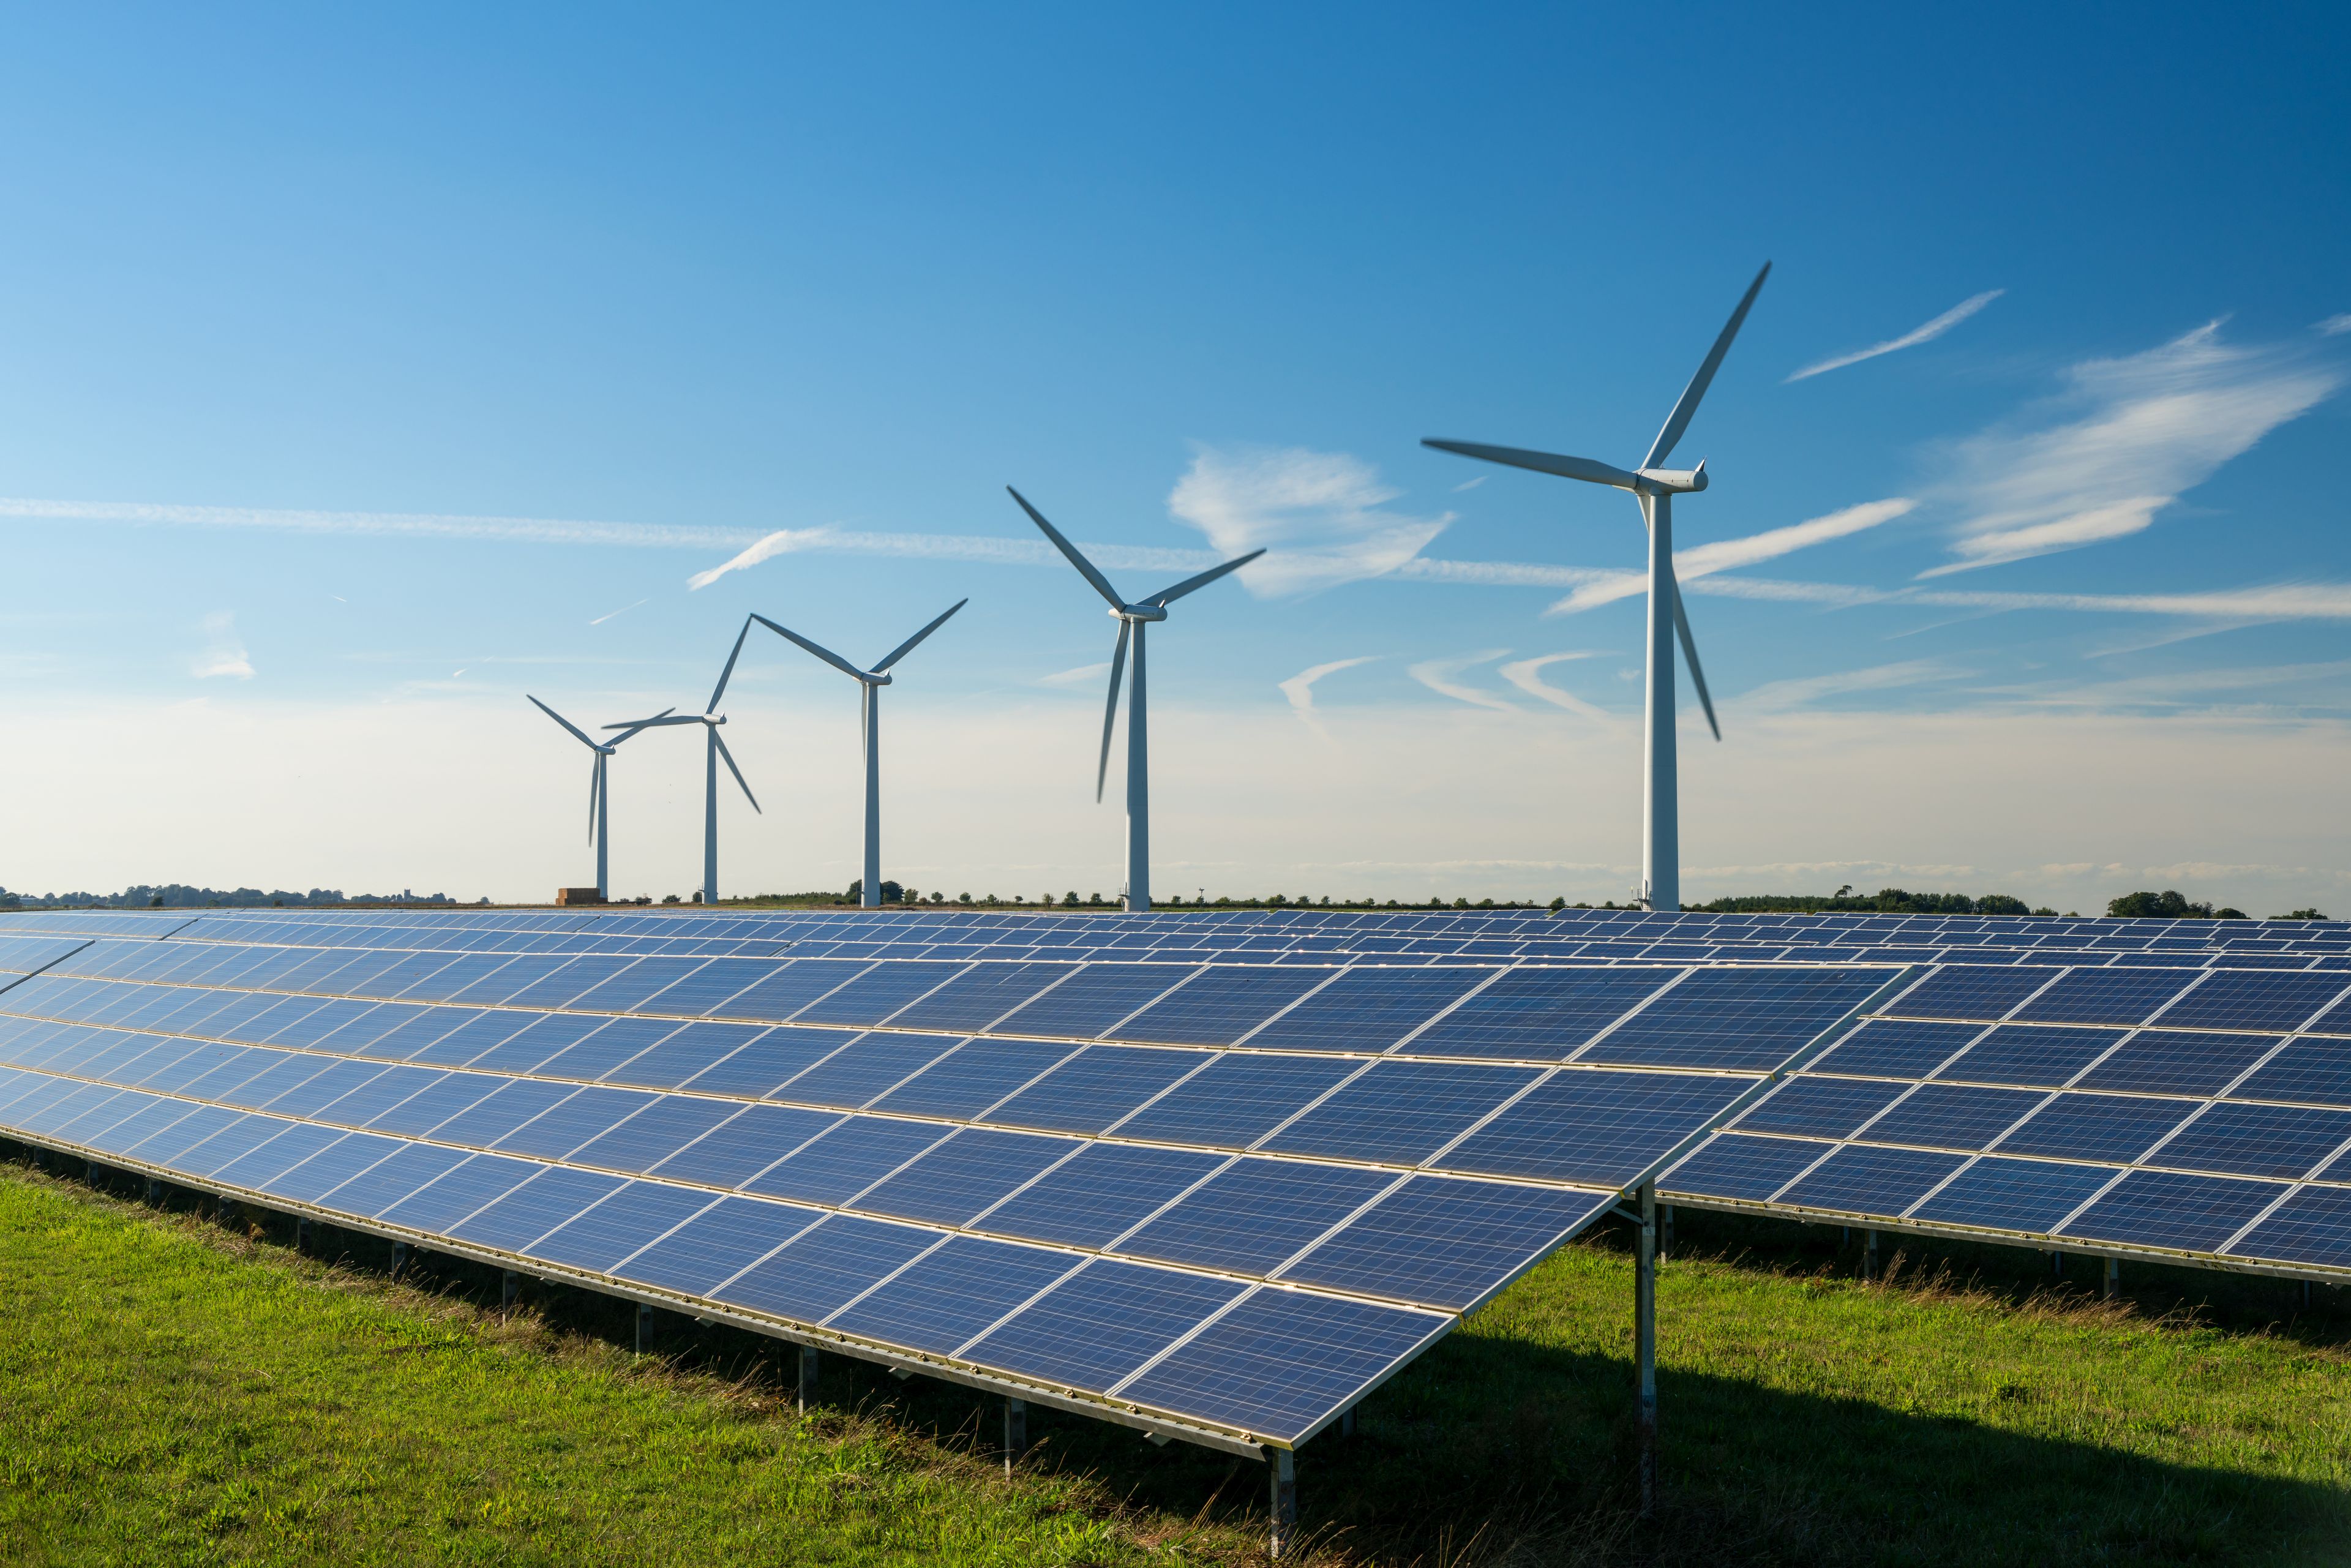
[0,932,1898,1452]
[1662,962,2351,1280]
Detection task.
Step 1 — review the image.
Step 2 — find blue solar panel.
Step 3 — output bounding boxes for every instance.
[1777,1144,1967,1215]
[2012,970,2196,1027]
[1279,1177,1610,1310]
[1933,1024,2125,1087]
[1441,1070,1749,1187]
[1121,1160,1396,1275]
[978,1045,1207,1134]
[2061,1169,2284,1253]
[961,1258,1247,1395]
[1733,1076,1907,1139]
[1114,1053,1362,1149]
[2227,1041,2351,1108]
[1863,1084,2044,1151]
[1907,1157,2113,1232]
[1662,1132,1828,1201]
[2076,1030,2280,1097]
[1242,968,1491,1053]
[1406,968,1676,1060]
[1810,1018,1982,1078]
[1995,1093,2198,1163]
[978,1142,1228,1249]
[2147,1102,2351,1180]
[828,1234,1079,1357]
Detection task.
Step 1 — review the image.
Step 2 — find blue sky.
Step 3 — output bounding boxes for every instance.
[6,4,2349,911]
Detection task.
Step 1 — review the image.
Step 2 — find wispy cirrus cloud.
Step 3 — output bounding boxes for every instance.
[2316,313,2351,338]
[1922,321,2340,578]
[1168,445,1450,597]
[1408,649,1515,711]
[192,612,253,680]
[1036,662,1111,689]
[1787,290,2004,381]
[1498,652,1611,722]
[1675,572,2351,621]
[1542,498,1916,615]
[1278,656,1379,735]
[1739,658,1963,713]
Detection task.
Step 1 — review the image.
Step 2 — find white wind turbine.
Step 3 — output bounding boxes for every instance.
[1008,486,1262,912]
[1423,261,1770,912]
[751,599,967,909]
[606,621,763,903]
[526,697,672,900]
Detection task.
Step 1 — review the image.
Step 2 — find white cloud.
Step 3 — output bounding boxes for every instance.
[1923,321,2340,577]
[1408,649,1516,711]
[1452,476,1487,492]
[2316,313,2351,337]
[1037,662,1111,689]
[1739,658,1963,713]
[1674,572,2351,622]
[1544,498,1916,615]
[1787,290,2004,381]
[686,527,841,590]
[590,599,648,626]
[191,612,253,680]
[1167,445,1450,597]
[1498,652,1611,722]
[1278,656,1379,733]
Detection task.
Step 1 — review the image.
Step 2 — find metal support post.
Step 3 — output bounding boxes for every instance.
[1267,1446,1297,1559]
[2104,1258,2119,1300]
[296,1217,313,1254]
[2050,1251,2063,1278]
[1863,1228,1879,1282]
[1660,1203,1674,1260]
[1338,1405,1355,1439]
[389,1240,410,1280]
[501,1270,520,1317]
[146,1178,163,1206]
[219,1198,239,1231]
[1636,1180,1659,1519]
[636,1302,655,1354]
[2304,1280,2314,1308]
[1003,1397,1027,1474]
[798,1345,820,1412]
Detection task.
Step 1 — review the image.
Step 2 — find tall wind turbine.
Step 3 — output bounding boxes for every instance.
[751,599,967,909]
[526,697,672,899]
[1422,261,1770,912]
[606,621,762,902]
[1008,487,1262,912]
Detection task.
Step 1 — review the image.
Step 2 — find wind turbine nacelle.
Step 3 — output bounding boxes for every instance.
[1116,604,1170,623]
[1635,465,1708,493]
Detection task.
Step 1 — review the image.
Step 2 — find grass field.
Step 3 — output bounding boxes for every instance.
[5,1150,2350,1566]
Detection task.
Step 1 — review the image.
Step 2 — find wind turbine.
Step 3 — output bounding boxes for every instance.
[606,621,763,903]
[526,697,672,900]
[751,599,967,909]
[1007,487,1263,912]
[1423,261,1769,913]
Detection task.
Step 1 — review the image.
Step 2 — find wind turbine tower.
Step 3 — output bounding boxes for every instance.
[752,599,967,908]
[1008,487,1262,912]
[526,697,670,899]
[1423,261,1770,912]
[606,621,763,902]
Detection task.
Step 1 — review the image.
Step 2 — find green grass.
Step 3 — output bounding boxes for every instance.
[4,1156,2350,1566]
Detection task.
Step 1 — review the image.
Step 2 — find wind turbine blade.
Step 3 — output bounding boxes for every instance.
[1671,572,1722,742]
[528,695,598,751]
[750,613,868,683]
[707,617,754,713]
[713,730,761,814]
[1642,261,1771,471]
[1420,440,1643,491]
[607,707,675,744]
[1143,549,1265,607]
[1008,487,1126,609]
[588,758,601,844]
[1096,621,1130,804]
[604,714,705,730]
[871,598,968,673]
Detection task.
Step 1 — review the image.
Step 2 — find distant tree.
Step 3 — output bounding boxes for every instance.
[846,879,862,902]
[1977,895,2030,915]
[1063,890,1078,906]
[882,880,906,904]
[2108,890,2214,919]
[1549,896,1567,910]
[1452,897,1470,909]
[958,892,972,904]
[2275,907,2328,920]
[661,893,680,904]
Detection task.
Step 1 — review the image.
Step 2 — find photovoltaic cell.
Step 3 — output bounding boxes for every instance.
[962,1258,1247,1395]
[2230,1185,2351,1268]
[1242,967,1491,1054]
[981,1045,1207,1135]
[614,1195,820,1297]
[977,1142,1228,1250]
[2061,1169,2284,1253]
[2012,969,2197,1027]
[1279,1176,1610,1310]
[1115,967,1334,1047]
[1405,968,1676,1060]
[1661,1133,1828,1201]
[2145,1101,2351,1180]
[1120,1159,1396,1275]
[1993,1093,2197,1163]
[1776,1144,1967,1214]
[1585,967,1888,1072]
[716,1214,939,1323]
[1114,1053,1360,1149]
[1861,1084,2044,1151]
[1884,966,2059,1022]
[1908,1157,2115,1232]
[1258,1060,1541,1165]
[1440,1070,1749,1188]
[2076,1031,2280,1097]
[2227,1041,2351,1109]
[1933,1024,2126,1087]
[827,1234,1078,1356]
[1117,1288,1448,1443]
[973,964,1196,1040]
[1732,1076,1907,1139]
[851,1128,1081,1227]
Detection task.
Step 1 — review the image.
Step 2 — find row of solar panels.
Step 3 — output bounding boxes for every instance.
[4,909,2344,973]
[7,904,2346,953]
[0,936,1892,1447]
[1661,962,2351,1275]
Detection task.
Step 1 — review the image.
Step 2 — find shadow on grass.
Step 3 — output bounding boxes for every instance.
[32,1149,2351,1567]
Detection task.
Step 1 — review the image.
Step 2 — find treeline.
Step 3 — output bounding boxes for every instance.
[1692,887,2048,915]
[0,885,466,911]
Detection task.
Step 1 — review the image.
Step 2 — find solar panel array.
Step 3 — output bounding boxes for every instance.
[0,927,1897,1450]
[1663,962,2351,1275]
[6,903,2344,970]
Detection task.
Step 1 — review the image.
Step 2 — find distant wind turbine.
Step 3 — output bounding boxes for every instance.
[752,599,967,909]
[527,697,672,900]
[606,622,763,902]
[1008,487,1262,912]
[1423,261,1771,912]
